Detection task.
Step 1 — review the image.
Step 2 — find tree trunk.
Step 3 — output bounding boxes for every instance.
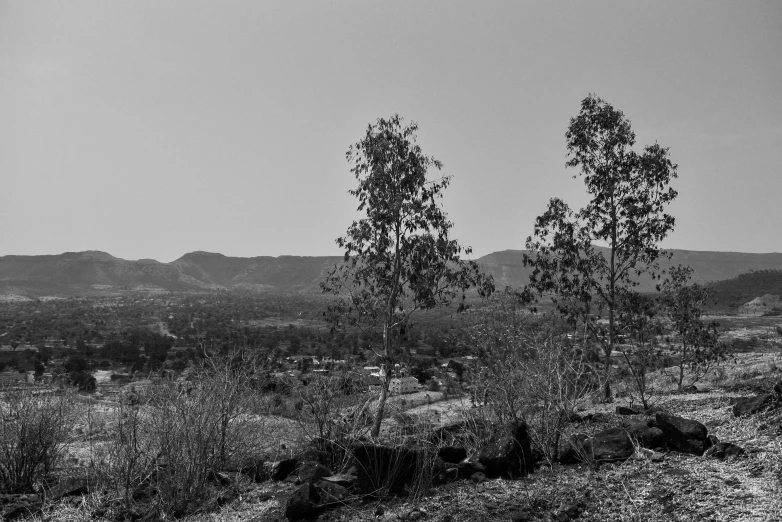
[370,375,389,438]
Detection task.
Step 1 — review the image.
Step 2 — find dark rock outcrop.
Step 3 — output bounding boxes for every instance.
[704,442,745,459]
[622,419,664,449]
[269,458,300,481]
[564,428,635,464]
[655,412,709,455]
[616,405,642,416]
[478,422,535,478]
[732,394,779,417]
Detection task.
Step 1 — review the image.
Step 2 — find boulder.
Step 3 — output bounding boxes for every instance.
[567,428,635,463]
[704,442,745,459]
[352,442,431,496]
[457,457,487,479]
[655,412,709,455]
[438,446,467,464]
[0,494,43,521]
[622,419,664,449]
[732,394,779,417]
[288,461,332,485]
[616,405,642,416]
[478,422,534,478]
[269,458,300,481]
[284,483,320,520]
[312,480,350,506]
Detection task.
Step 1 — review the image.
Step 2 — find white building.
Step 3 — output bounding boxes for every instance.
[389,376,420,395]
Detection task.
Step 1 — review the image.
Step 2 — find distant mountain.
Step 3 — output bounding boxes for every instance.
[703,270,782,312]
[474,248,782,293]
[1,248,782,297]
[0,251,343,295]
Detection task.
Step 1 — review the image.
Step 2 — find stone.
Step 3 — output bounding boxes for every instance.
[269,458,299,481]
[511,510,532,522]
[732,394,779,417]
[477,422,534,478]
[704,442,746,459]
[438,445,467,464]
[585,428,635,463]
[643,406,666,416]
[470,472,487,484]
[457,457,487,479]
[321,471,356,489]
[655,412,709,456]
[589,412,610,423]
[292,461,332,485]
[312,480,350,506]
[622,419,664,449]
[616,405,642,416]
[0,494,43,521]
[284,483,320,520]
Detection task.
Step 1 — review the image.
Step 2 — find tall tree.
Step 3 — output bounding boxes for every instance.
[523,94,678,399]
[322,115,492,437]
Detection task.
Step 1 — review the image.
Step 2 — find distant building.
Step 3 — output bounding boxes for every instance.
[389,376,420,394]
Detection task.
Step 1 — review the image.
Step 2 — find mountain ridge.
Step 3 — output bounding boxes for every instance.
[2,248,782,296]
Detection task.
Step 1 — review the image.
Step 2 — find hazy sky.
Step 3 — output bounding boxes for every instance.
[2,1,781,262]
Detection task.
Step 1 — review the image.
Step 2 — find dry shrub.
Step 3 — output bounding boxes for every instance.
[96,352,271,518]
[469,293,600,462]
[0,385,76,494]
[289,371,373,473]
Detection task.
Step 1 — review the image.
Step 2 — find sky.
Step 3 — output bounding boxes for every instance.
[1,1,781,262]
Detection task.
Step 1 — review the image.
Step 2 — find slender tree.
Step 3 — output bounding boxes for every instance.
[659,265,722,390]
[322,115,492,437]
[523,94,678,399]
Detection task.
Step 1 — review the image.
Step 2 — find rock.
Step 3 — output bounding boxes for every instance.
[470,472,487,484]
[622,419,664,449]
[0,494,43,521]
[352,442,431,496]
[47,475,92,501]
[269,458,299,481]
[511,510,533,522]
[312,480,350,506]
[616,405,642,415]
[438,446,467,464]
[732,394,779,417]
[321,471,356,489]
[704,442,746,459]
[578,428,635,463]
[477,422,534,478]
[407,510,424,521]
[289,461,332,485]
[588,412,610,423]
[655,412,709,456]
[457,457,487,479]
[284,483,320,520]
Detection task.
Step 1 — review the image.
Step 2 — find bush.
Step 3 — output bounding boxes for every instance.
[0,385,76,493]
[97,352,271,518]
